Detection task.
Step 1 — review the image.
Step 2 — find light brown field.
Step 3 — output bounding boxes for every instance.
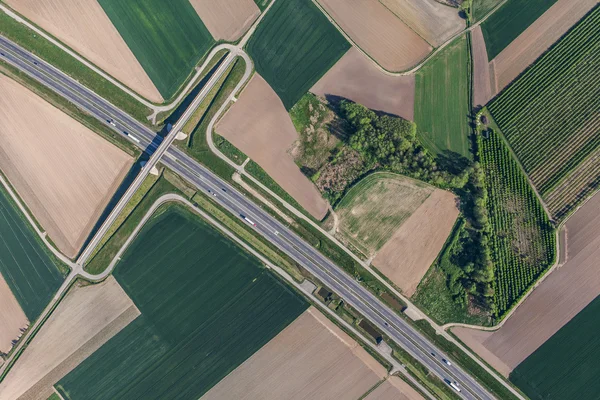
[311,47,416,120]
[453,190,600,376]
[0,277,139,400]
[4,0,162,102]
[0,75,133,258]
[216,74,328,219]
[201,306,387,400]
[188,0,259,42]
[490,0,598,93]
[471,26,493,107]
[374,189,458,296]
[0,275,28,354]
[317,0,432,71]
[380,0,465,47]
[365,376,424,400]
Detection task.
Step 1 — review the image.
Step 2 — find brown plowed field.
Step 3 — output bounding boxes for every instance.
[310,47,415,120]
[317,0,432,71]
[0,275,28,354]
[373,189,458,296]
[453,190,600,375]
[0,75,133,258]
[188,0,259,41]
[380,0,465,47]
[471,26,493,107]
[5,0,163,102]
[216,74,328,219]
[490,0,598,93]
[200,306,386,400]
[0,277,139,400]
[365,376,423,400]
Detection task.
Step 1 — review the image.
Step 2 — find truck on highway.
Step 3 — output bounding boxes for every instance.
[239,214,256,227]
[444,379,461,393]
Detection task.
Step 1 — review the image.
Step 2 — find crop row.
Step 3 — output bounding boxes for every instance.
[479,132,555,318]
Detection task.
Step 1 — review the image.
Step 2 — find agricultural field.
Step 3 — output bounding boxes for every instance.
[0,74,133,258]
[98,0,215,99]
[380,0,465,47]
[364,376,423,400]
[478,131,555,318]
[414,35,471,158]
[471,0,503,22]
[0,274,27,354]
[246,0,350,109]
[201,307,387,400]
[490,0,598,94]
[335,173,434,256]
[4,0,162,102]
[510,295,600,399]
[487,6,600,220]
[188,0,259,41]
[471,26,494,107]
[310,47,416,121]
[453,190,600,377]
[57,205,308,400]
[480,0,558,60]
[0,187,64,324]
[317,0,431,71]
[372,188,459,297]
[0,277,139,400]
[217,74,328,219]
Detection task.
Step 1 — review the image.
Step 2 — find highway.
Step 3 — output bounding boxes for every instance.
[0,34,494,400]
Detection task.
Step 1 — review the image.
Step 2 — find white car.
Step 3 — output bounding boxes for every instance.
[442,359,452,366]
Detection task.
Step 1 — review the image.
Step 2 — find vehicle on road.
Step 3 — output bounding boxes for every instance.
[221,188,227,192]
[450,381,461,392]
[240,214,256,227]
[443,358,452,366]
[106,118,116,127]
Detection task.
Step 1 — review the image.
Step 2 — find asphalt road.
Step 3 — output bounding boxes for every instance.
[0,35,494,400]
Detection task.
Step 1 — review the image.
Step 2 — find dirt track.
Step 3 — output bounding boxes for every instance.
[4,0,162,102]
[311,47,415,120]
[0,277,139,400]
[365,376,423,400]
[318,0,432,71]
[189,0,259,42]
[0,75,133,258]
[381,0,465,47]
[453,190,600,375]
[471,26,493,107]
[490,0,597,93]
[216,74,328,220]
[0,275,28,354]
[200,306,386,400]
[374,189,458,296]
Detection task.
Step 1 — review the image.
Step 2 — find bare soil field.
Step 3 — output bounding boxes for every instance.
[490,0,598,93]
[373,189,458,296]
[380,0,465,47]
[365,376,423,400]
[311,47,416,120]
[188,0,259,42]
[200,306,387,400]
[453,190,600,375]
[317,0,432,71]
[471,26,493,107]
[0,275,28,354]
[0,75,133,258]
[0,277,139,400]
[4,0,163,102]
[216,74,328,219]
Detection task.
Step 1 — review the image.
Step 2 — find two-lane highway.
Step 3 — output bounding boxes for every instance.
[0,34,494,400]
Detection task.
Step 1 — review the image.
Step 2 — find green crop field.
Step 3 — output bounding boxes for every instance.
[479,131,555,318]
[472,0,503,22]
[0,188,64,320]
[481,0,558,60]
[335,173,433,256]
[510,295,600,399]
[98,0,215,100]
[414,35,471,159]
[58,205,307,400]
[487,7,600,221]
[246,0,350,109]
